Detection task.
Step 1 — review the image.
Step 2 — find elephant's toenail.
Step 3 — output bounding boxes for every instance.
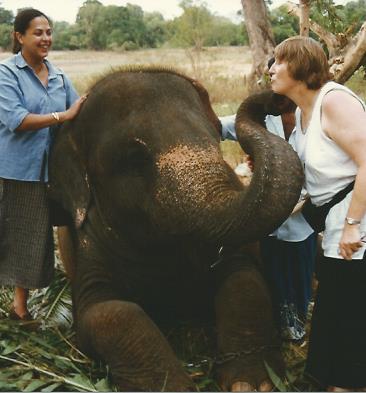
[231,381,255,391]
[259,380,273,391]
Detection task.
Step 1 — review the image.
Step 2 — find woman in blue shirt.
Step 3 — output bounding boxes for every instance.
[0,8,86,320]
[220,91,317,342]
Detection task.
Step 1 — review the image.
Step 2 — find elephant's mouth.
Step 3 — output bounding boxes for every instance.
[155,143,237,205]
[153,143,246,241]
[222,155,253,187]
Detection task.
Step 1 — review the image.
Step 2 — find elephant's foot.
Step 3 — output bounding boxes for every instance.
[77,300,195,391]
[214,266,285,391]
[216,346,284,392]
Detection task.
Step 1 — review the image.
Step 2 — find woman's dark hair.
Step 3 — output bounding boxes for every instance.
[12,8,51,54]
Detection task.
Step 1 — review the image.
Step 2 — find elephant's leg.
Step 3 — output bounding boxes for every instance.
[76,299,196,392]
[214,254,284,392]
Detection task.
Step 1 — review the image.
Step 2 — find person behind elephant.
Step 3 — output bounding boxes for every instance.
[220,89,317,343]
[0,8,86,320]
[269,36,366,391]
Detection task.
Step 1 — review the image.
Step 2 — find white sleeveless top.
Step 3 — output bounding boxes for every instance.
[265,115,313,242]
[295,81,366,259]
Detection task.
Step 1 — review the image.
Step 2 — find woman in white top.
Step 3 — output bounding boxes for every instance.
[269,36,366,392]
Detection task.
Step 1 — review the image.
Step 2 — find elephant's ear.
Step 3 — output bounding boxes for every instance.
[185,76,222,137]
[48,123,91,229]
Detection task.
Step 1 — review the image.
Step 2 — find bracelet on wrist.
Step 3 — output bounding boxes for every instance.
[345,217,361,225]
[51,112,60,122]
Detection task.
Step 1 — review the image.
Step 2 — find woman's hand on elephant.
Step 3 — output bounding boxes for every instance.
[291,199,306,215]
[338,224,363,260]
[291,195,309,215]
[62,94,88,122]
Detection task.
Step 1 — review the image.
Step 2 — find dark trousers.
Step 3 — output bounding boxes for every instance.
[260,233,317,322]
[305,254,366,388]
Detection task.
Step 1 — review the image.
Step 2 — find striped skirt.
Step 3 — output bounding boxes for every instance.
[0,178,54,289]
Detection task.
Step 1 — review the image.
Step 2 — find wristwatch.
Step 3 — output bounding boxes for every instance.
[345,217,361,225]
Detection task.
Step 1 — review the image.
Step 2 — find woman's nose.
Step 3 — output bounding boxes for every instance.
[41,32,51,41]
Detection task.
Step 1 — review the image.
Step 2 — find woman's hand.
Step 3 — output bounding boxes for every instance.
[62,94,88,121]
[338,224,363,260]
[16,94,88,131]
[292,195,308,215]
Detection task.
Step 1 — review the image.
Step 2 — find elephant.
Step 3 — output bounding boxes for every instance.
[48,66,304,391]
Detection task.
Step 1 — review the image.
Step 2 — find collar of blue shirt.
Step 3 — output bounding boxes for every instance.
[15,52,62,81]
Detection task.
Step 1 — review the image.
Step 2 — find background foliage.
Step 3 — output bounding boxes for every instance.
[0,0,364,51]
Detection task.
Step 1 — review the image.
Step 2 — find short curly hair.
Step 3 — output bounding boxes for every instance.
[274,36,331,90]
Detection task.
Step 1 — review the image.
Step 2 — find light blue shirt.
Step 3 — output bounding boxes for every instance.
[219,113,313,242]
[0,52,79,182]
[220,114,237,141]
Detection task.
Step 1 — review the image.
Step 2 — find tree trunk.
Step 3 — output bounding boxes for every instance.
[241,0,275,93]
[299,0,310,36]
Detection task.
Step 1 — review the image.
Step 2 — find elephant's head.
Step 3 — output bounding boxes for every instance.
[49,67,303,248]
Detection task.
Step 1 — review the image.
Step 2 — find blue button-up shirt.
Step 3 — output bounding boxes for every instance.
[0,53,78,182]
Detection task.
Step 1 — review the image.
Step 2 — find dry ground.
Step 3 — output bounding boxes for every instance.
[1,46,251,167]
[0,46,251,117]
[3,46,362,168]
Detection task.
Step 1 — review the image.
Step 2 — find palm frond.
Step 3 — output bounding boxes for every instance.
[0,254,321,391]
[0,316,113,391]
[0,285,13,317]
[28,262,73,328]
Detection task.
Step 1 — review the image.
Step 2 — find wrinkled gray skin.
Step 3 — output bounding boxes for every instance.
[48,68,304,391]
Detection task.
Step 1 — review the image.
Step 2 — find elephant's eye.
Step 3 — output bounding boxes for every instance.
[113,142,152,176]
[126,148,151,167]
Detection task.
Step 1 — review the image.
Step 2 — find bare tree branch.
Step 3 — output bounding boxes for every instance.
[286,1,339,55]
[285,1,366,83]
[331,21,366,84]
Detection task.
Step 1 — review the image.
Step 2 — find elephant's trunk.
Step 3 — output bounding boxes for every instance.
[153,106,302,246]
[154,90,303,245]
[221,90,304,244]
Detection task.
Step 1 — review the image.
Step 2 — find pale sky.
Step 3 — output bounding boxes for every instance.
[0,0,350,24]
